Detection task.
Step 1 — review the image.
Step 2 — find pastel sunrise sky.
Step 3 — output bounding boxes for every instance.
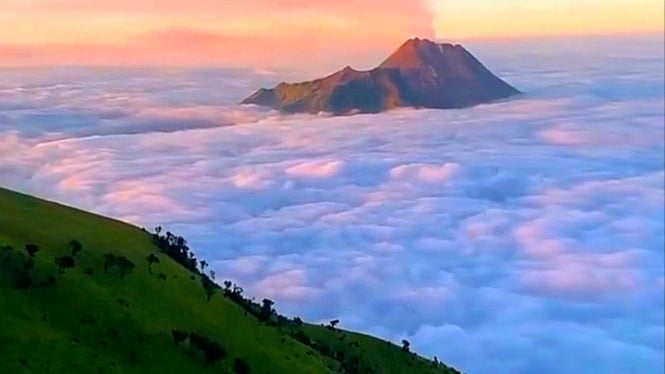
[1,0,663,68]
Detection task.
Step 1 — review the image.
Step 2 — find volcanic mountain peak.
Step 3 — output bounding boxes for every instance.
[380,37,460,69]
[242,38,521,115]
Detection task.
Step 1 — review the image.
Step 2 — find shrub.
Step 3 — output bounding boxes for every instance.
[146,254,160,274]
[24,244,39,258]
[188,333,227,365]
[115,256,135,279]
[401,339,410,353]
[54,255,76,273]
[201,276,217,302]
[292,330,311,346]
[14,273,33,289]
[103,253,135,279]
[69,240,82,257]
[233,358,251,374]
[171,330,188,346]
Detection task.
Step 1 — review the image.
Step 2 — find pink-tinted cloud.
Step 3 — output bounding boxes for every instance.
[286,160,346,178]
[390,163,460,184]
[520,251,643,299]
[254,269,320,301]
[0,0,434,69]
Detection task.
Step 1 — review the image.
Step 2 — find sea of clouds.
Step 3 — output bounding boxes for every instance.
[1,35,663,373]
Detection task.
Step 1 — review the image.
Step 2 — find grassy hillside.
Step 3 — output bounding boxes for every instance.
[0,187,460,374]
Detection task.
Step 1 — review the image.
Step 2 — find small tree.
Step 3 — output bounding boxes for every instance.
[69,240,82,257]
[276,315,288,327]
[260,299,275,322]
[329,319,340,330]
[401,339,410,352]
[199,260,208,273]
[293,317,303,327]
[202,277,217,302]
[233,358,251,374]
[25,244,39,258]
[232,285,244,296]
[54,255,76,273]
[146,254,160,274]
[115,256,135,279]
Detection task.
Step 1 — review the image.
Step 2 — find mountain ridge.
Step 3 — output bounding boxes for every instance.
[0,186,460,373]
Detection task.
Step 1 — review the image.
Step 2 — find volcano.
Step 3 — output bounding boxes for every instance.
[241,38,521,115]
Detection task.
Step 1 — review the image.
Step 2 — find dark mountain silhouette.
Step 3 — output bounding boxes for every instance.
[241,38,521,115]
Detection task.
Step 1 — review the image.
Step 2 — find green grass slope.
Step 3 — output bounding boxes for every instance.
[0,187,460,374]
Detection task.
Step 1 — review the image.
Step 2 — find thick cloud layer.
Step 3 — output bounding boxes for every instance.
[1,36,663,373]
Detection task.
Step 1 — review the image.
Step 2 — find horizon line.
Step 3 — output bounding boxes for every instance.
[0,31,662,71]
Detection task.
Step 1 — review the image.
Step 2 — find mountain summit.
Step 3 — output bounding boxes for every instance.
[241,38,520,115]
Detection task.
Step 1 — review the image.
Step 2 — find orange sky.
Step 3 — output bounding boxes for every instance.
[0,0,662,69]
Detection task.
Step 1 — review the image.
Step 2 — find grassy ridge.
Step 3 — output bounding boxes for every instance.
[0,187,459,373]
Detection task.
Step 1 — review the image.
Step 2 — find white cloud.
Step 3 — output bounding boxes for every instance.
[0,36,663,374]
